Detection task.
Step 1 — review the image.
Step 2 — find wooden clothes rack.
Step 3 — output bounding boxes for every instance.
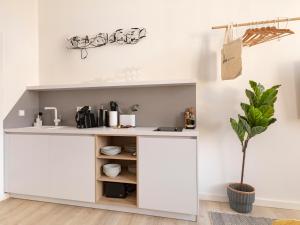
[212,17,300,30]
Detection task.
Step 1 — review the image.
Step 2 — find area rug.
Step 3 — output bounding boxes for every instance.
[209,211,274,225]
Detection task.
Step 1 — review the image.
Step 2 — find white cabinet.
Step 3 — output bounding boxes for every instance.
[4,134,50,197]
[137,136,198,215]
[48,135,95,202]
[4,134,95,203]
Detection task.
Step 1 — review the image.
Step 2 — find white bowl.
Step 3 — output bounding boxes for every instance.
[100,146,121,156]
[103,164,121,178]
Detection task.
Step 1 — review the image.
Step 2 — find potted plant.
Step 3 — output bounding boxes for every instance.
[228,80,280,213]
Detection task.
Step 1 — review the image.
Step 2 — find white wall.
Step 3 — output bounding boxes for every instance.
[39,0,300,209]
[0,0,39,198]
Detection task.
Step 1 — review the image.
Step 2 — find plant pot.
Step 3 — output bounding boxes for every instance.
[227,183,255,213]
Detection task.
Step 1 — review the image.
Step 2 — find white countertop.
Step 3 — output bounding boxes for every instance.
[4,126,199,137]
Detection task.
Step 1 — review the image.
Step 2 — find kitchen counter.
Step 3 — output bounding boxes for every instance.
[4,126,199,137]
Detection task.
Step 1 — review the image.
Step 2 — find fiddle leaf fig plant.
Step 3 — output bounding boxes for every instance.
[230,80,280,185]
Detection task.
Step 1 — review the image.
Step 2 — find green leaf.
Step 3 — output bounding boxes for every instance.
[256,117,270,127]
[248,106,263,126]
[241,103,250,114]
[245,89,257,106]
[259,105,274,118]
[271,85,281,90]
[249,80,265,98]
[259,88,278,106]
[251,126,267,136]
[230,118,245,144]
[268,118,277,126]
[249,80,257,91]
[238,115,252,136]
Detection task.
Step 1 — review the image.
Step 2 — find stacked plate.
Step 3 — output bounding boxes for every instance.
[100,146,121,156]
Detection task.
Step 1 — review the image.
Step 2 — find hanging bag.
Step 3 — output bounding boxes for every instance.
[221,25,242,80]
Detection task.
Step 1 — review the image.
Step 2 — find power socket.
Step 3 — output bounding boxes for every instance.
[18,110,25,117]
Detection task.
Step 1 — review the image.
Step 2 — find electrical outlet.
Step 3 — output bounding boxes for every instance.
[18,110,25,117]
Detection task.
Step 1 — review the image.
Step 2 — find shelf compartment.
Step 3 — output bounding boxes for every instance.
[97,193,137,207]
[97,152,136,161]
[97,171,136,184]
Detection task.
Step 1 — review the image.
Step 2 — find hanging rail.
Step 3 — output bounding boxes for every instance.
[212,17,300,30]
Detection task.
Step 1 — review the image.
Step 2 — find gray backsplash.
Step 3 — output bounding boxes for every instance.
[39,85,196,127]
[4,85,196,128]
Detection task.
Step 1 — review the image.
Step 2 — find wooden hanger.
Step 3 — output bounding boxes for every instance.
[242,26,294,47]
[246,27,275,46]
[213,17,297,47]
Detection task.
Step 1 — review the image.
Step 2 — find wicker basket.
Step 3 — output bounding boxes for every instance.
[227,183,255,213]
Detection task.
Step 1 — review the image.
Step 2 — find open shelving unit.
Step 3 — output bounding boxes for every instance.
[95,136,138,207]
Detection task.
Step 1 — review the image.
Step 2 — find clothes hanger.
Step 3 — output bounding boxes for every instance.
[221,17,297,47]
[242,23,258,46]
[251,19,294,46]
[248,26,277,46]
[242,29,255,45]
[244,23,294,47]
[243,22,264,46]
[245,27,268,46]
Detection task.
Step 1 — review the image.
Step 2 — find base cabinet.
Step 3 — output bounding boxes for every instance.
[4,133,198,219]
[137,136,198,215]
[4,134,95,202]
[5,134,49,198]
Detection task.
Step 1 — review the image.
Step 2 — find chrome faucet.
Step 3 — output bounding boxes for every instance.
[44,107,61,126]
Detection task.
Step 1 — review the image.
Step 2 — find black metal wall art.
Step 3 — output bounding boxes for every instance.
[68,28,146,59]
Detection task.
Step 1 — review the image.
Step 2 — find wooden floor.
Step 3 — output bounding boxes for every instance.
[0,198,299,225]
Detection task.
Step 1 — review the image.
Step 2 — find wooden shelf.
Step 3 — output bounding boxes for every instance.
[27,80,196,91]
[97,193,137,207]
[97,171,136,184]
[97,152,136,161]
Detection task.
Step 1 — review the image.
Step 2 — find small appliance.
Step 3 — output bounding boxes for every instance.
[75,106,97,129]
[103,182,136,199]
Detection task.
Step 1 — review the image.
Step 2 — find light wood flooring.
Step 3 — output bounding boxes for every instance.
[0,198,299,225]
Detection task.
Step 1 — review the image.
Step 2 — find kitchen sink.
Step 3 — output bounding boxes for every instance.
[28,126,66,129]
[154,127,183,132]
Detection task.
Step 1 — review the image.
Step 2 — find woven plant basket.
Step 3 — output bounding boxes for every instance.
[227,183,255,213]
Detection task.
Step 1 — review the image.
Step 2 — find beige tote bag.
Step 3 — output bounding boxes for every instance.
[221,26,242,80]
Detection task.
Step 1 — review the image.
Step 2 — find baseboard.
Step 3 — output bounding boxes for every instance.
[199,192,300,210]
[0,194,9,201]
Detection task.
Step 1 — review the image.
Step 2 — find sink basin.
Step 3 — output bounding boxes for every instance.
[154,127,183,132]
[29,126,66,129]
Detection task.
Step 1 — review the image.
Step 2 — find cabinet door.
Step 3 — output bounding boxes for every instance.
[138,136,198,215]
[48,135,95,202]
[5,134,95,203]
[4,134,50,197]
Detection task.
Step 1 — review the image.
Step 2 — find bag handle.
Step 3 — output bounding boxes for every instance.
[223,23,234,44]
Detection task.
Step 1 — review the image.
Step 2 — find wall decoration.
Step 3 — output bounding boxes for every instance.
[109,28,146,44]
[68,28,146,59]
